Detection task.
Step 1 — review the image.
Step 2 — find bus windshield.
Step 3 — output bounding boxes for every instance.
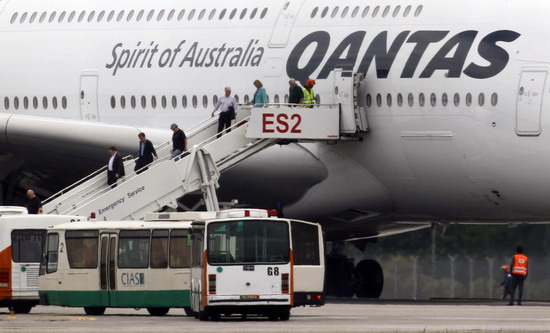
[207,220,289,265]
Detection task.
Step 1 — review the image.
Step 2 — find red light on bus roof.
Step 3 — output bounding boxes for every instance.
[267,209,278,217]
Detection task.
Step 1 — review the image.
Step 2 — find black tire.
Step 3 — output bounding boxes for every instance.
[354,259,384,298]
[84,307,106,316]
[210,312,221,321]
[147,307,169,316]
[198,310,209,321]
[184,307,194,317]
[279,310,290,321]
[267,313,279,321]
[13,305,32,314]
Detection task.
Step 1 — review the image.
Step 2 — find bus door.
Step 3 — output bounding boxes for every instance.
[99,233,117,306]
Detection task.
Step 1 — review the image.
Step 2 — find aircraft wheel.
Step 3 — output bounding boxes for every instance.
[354,259,384,298]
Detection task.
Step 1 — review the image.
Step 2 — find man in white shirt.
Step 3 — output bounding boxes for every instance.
[212,87,236,138]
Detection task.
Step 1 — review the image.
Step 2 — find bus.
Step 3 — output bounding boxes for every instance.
[39,214,199,316]
[190,209,324,321]
[0,207,83,313]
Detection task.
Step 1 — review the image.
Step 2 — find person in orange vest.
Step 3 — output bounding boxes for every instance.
[508,245,528,306]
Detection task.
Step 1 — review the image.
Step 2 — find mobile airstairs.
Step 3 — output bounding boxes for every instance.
[43,72,367,220]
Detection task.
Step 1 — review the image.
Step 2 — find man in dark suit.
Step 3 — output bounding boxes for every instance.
[134,132,158,174]
[107,146,125,188]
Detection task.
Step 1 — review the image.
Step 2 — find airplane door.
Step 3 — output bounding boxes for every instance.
[99,233,117,306]
[269,0,305,47]
[516,69,547,136]
[80,72,100,121]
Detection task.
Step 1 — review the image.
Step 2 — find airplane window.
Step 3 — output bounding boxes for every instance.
[198,9,206,20]
[110,96,116,109]
[260,8,268,19]
[120,96,126,109]
[383,6,391,17]
[117,10,125,22]
[158,9,166,21]
[141,96,147,108]
[172,96,177,108]
[219,9,227,20]
[244,95,250,104]
[376,94,382,107]
[168,9,176,21]
[240,9,247,20]
[107,10,115,22]
[40,12,48,23]
[137,10,145,21]
[188,9,196,21]
[341,6,349,18]
[88,11,95,23]
[478,93,485,107]
[4,97,9,110]
[311,7,318,18]
[466,93,472,106]
[33,97,38,109]
[386,94,392,107]
[352,6,360,18]
[213,95,218,105]
[10,13,17,24]
[372,6,380,18]
[20,12,27,24]
[491,93,498,106]
[430,93,437,107]
[192,95,198,108]
[403,6,412,17]
[331,7,339,18]
[49,12,57,23]
[393,6,401,18]
[78,11,85,23]
[162,96,167,109]
[234,95,239,103]
[414,5,423,17]
[14,97,19,110]
[182,96,187,108]
[42,97,48,109]
[362,6,370,18]
[274,94,280,103]
[178,9,186,21]
[151,96,157,109]
[202,95,208,108]
[454,93,460,106]
[127,10,134,22]
[23,97,29,110]
[419,93,425,107]
[208,9,216,20]
[366,94,372,107]
[147,10,155,22]
[30,12,37,23]
[229,9,237,20]
[131,96,136,109]
[53,97,58,109]
[442,93,448,107]
[97,10,105,22]
[62,97,67,109]
[397,93,403,107]
[408,93,414,107]
[321,7,328,18]
[250,8,258,19]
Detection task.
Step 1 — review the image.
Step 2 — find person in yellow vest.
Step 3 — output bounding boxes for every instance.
[300,79,318,108]
[508,245,528,306]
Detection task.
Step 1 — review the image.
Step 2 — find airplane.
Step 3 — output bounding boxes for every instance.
[0,0,546,298]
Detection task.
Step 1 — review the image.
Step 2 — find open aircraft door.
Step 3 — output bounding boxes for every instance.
[333,70,369,134]
[516,67,547,136]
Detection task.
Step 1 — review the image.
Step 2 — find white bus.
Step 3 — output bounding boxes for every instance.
[39,215,196,316]
[190,209,324,321]
[0,207,83,313]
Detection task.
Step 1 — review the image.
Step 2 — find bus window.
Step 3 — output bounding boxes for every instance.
[151,230,168,268]
[66,230,99,268]
[170,229,190,268]
[118,230,150,268]
[291,222,320,265]
[45,233,59,274]
[207,220,289,265]
[11,229,46,262]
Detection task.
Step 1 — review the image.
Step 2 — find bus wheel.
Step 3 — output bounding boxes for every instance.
[147,307,169,316]
[184,307,194,317]
[198,311,209,321]
[210,312,221,321]
[267,313,279,321]
[279,310,290,321]
[13,305,32,314]
[354,259,384,298]
[84,307,106,316]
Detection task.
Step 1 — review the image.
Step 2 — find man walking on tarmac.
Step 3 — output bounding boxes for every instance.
[508,245,528,306]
